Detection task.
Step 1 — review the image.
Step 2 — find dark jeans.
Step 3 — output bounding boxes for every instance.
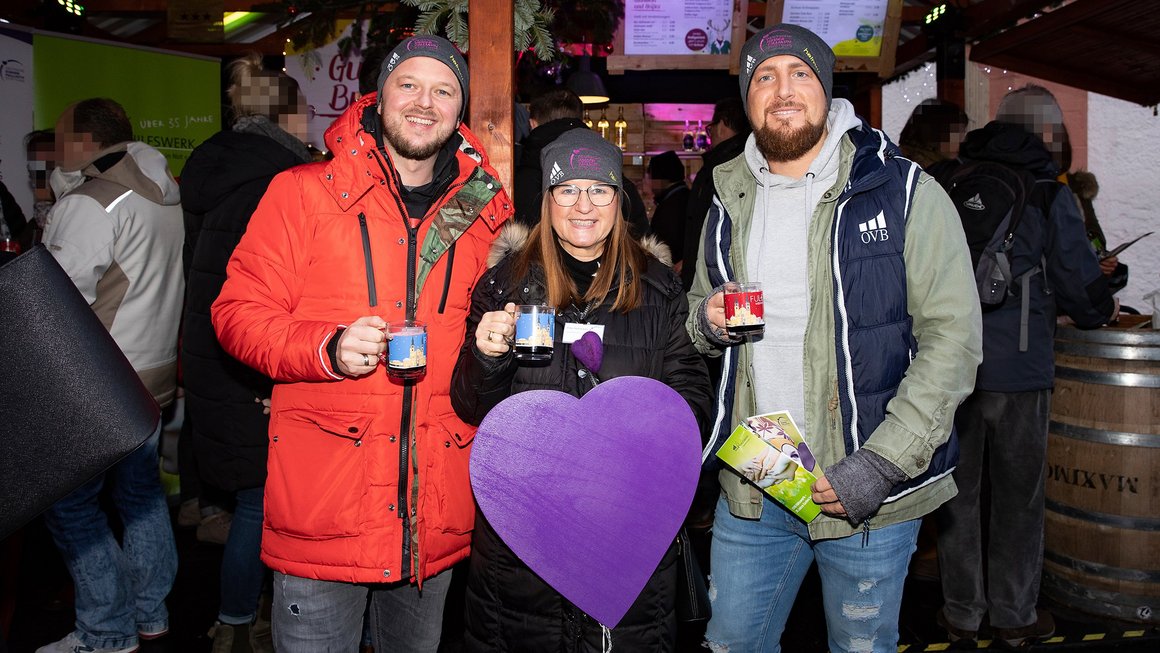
[219,486,265,624]
[937,389,1050,631]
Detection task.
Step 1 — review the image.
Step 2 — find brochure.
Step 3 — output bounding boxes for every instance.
[1100,231,1153,260]
[715,411,821,522]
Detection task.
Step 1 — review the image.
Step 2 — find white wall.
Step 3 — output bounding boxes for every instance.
[882,62,937,142]
[1086,94,1160,313]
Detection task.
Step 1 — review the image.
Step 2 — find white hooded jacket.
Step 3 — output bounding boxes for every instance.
[45,141,185,406]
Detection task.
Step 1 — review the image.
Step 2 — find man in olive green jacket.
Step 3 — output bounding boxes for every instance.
[686,24,982,653]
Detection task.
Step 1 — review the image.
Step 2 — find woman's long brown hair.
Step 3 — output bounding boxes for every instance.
[512,191,646,313]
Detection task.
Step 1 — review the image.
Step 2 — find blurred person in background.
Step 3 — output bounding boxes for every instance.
[512,88,650,237]
[38,97,183,653]
[646,150,689,275]
[180,52,312,652]
[936,85,1117,649]
[25,129,58,243]
[897,98,968,173]
[682,96,750,291]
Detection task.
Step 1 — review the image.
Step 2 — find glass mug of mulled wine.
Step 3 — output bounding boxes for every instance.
[385,320,427,379]
[723,281,764,336]
[512,304,555,362]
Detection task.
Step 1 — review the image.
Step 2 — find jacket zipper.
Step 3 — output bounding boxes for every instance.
[371,145,477,579]
[357,213,378,307]
[437,241,456,314]
[397,210,420,579]
[368,146,419,579]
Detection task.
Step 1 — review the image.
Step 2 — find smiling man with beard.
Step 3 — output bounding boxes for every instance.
[686,24,982,653]
[212,35,512,652]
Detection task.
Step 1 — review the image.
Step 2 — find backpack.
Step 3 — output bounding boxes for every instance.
[940,160,1037,310]
[937,160,1056,351]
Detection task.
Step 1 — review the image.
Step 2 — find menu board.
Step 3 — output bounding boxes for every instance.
[624,0,735,56]
[782,0,891,57]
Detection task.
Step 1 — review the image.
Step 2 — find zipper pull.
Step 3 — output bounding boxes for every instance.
[862,520,870,548]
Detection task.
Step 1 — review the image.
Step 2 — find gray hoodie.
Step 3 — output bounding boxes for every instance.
[744,98,861,431]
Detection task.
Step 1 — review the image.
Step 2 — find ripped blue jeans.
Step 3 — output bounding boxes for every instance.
[704,495,920,653]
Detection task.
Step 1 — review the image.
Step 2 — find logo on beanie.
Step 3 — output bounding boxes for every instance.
[446,54,463,77]
[800,47,820,74]
[549,162,565,185]
[745,54,757,76]
[569,148,602,174]
[759,30,793,53]
[407,38,441,52]
[386,52,400,73]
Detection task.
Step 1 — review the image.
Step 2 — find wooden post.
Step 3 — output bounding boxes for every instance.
[467,0,515,193]
[868,83,882,129]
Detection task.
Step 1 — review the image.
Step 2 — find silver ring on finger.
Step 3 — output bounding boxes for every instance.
[362,353,370,366]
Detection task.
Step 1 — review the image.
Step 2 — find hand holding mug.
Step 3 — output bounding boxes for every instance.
[337,316,387,377]
[705,291,727,333]
[476,302,517,357]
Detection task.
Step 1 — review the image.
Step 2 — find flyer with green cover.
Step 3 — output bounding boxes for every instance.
[715,411,821,523]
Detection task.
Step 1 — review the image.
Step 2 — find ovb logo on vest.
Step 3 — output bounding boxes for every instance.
[858,211,890,244]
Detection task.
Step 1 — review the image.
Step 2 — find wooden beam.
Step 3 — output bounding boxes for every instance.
[467,0,514,194]
[766,0,783,26]
[962,0,1056,39]
[80,19,292,58]
[969,52,1154,107]
[890,32,933,77]
[868,82,882,129]
[1072,24,1160,59]
[82,0,274,10]
[876,0,903,76]
[972,0,1134,57]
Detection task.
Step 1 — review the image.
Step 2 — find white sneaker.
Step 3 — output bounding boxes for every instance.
[36,632,139,653]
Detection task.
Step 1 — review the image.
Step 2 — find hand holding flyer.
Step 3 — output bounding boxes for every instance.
[715,411,821,522]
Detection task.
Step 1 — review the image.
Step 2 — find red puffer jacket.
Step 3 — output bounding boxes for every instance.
[212,93,511,584]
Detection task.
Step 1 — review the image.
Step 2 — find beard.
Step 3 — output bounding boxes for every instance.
[753,106,827,163]
[380,108,456,161]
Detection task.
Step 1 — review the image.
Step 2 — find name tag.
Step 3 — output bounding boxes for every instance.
[562,322,605,344]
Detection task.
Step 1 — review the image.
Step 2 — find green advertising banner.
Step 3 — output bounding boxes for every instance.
[33,35,219,176]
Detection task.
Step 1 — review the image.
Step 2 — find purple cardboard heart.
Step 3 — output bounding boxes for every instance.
[470,376,701,628]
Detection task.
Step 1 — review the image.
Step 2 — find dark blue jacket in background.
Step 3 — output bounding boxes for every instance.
[958,121,1115,392]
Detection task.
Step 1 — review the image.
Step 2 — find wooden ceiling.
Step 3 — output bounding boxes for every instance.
[968,0,1160,107]
[3,0,1156,106]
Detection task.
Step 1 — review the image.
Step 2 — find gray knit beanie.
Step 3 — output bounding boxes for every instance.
[376,35,469,122]
[540,129,623,191]
[739,24,835,116]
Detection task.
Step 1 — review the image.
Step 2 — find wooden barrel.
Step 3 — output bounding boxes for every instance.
[1044,314,1160,624]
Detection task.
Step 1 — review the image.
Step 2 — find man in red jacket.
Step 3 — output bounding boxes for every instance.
[212,35,511,651]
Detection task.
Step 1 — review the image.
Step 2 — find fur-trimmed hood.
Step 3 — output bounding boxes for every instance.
[486,221,673,269]
[1069,169,1099,201]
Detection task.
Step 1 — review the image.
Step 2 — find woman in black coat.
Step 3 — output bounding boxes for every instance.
[180,52,311,651]
[452,129,712,652]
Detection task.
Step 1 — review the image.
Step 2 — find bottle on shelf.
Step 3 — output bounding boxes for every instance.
[682,119,695,152]
[614,107,628,150]
[583,109,593,129]
[695,119,710,151]
[597,108,610,140]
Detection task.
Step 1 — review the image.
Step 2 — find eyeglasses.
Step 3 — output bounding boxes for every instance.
[549,183,617,207]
